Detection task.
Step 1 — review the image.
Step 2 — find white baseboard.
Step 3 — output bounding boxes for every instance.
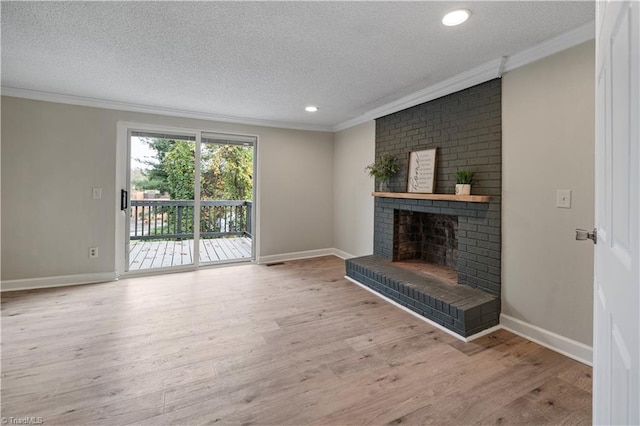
[500,313,593,366]
[1,272,117,292]
[256,248,355,264]
[1,249,356,290]
[344,275,499,343]
[331,248,356,260]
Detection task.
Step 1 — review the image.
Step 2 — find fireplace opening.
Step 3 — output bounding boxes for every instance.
[393,210,458,285]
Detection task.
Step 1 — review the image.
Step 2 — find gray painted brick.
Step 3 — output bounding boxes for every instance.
[372,79,501,301]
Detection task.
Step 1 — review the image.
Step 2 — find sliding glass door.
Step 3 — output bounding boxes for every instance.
[121,127,255,274]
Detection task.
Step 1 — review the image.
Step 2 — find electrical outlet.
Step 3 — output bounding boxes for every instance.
[89,247,99,258]
[556,189,572,208]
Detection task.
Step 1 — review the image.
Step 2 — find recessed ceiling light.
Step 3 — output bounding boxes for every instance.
[305,106,319,112]
[442,9,470,26]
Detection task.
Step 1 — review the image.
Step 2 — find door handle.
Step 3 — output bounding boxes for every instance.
[121,189,128,211]
[576,228,597,244]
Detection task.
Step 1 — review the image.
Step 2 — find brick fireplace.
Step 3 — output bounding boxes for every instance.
[346,79,502,338]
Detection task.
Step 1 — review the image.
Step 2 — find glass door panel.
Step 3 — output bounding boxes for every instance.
[199,133,255,264]
[127,131,196,272]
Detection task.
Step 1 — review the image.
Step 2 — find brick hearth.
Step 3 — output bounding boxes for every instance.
[346,256,499,337]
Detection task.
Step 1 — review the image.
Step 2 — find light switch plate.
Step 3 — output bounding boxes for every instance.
[556,189,571,208]
[92,188,102,199]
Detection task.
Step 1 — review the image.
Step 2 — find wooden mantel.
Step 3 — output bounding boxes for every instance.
[372,192,491,203]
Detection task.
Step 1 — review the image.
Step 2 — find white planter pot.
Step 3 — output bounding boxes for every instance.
[455,184,471,195]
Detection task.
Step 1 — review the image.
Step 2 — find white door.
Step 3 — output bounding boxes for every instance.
[594,1,639,424]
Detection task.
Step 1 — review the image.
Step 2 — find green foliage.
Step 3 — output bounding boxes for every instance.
[455,169,475,184]
[165,141,196,200]
[200,144,253,234]
[138,138,175,194]
[135,138,253,201]
[201,144,253,201]
[365,154,399,183]
[134,138,253,237]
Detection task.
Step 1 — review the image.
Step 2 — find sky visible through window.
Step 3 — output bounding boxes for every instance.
[131,136,154,170]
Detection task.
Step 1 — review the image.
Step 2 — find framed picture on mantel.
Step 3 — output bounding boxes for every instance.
[407,148,437,193]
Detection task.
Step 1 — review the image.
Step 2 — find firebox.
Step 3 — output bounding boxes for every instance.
[393,210,458,267]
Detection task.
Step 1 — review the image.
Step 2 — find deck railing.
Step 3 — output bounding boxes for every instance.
[130,200,252,241]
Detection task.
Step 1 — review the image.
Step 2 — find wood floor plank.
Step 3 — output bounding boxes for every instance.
[185,239,193,264]
[210,239,230,261]
[213,238,234,260]
[199,239,215,263]
[128,241,145,270]
[218,237,250,259]
[310,341,509,425]
[138,241,158,269]
[159,240,173,267]
[228,237,251,257]
[1,256,592,425]
[557,362,593,394]
[478,377,592,425]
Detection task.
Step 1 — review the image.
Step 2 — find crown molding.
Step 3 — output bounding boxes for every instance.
[502,20,594,73]
[332,57,504,132]
[3,21,595,134]
[0,87,333,133]
[333,20,595,132]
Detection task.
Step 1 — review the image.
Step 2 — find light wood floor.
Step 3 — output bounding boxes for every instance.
[1,256,592,425]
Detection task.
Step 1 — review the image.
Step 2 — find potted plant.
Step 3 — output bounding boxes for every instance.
[455,169,474,195]
[365,154,399,192]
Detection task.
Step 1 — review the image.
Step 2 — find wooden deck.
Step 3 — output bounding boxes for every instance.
[129,237,252,270]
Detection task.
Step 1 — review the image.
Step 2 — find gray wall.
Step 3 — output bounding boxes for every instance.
[332,121,375,257]
[1,96,334,281]
[502,41,595,346]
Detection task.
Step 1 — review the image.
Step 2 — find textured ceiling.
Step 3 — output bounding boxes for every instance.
[1,1,594,130]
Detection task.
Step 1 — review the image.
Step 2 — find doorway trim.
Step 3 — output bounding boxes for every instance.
[115,121,259,278]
